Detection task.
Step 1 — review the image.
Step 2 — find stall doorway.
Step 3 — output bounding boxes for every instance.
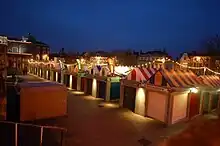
[86,79,92,95]
[64,74,70,87]
[110,82,120,100]
[53,71,56,81]
[48,71,50,80]
[211,94,219,110]
[203,92,210,113]
[71,76,77,90]
[58,72,61,83]
[123,86,136,112]
[97,81,106,99]
[189,93,200,119]
[81,77,85,91]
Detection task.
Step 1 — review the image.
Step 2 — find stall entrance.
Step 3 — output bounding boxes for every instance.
[211,94,219,111]
[40,69,43,77]
[58,72,61,83]
[110,82,120,100]
[71,76,77,90]
[64,74,70,87]
[97,81,106,99]
[53,71,56,81]
[189,93,200,119]
[86,79,92,95]
[203,92,210,113]
[81,77,85,91]
[123,86,136,112]
[48,71,50,80]
[43,70,45,79]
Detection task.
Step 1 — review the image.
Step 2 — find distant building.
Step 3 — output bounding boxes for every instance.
[137,50,171,68]
[179,52,211,75]
[6,36,33,72]
[27,34,50,61]
[110,50,137,66]
[0,34,50,75]
[0,36,8,76]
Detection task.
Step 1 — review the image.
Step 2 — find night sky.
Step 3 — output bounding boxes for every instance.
[0,0,220,57]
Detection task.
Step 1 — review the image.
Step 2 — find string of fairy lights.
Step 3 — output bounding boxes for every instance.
[28,58,220,75]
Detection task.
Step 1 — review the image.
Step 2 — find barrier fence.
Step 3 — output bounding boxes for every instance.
[0,121,67,146]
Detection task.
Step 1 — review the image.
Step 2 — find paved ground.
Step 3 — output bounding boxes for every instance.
[1,75,213,146]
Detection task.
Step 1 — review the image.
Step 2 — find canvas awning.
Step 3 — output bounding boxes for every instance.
[126,67,204,89]
[160,69,203,88]
[198,75,220,88]
[91,65,101,75]
[126,67,157,82]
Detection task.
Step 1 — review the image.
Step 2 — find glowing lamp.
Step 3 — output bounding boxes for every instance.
[135,87,146,116]
[92,78,97,97]
[190,87,198,93]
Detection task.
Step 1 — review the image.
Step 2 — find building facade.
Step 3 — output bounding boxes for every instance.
[179,52,211,75]
[7,37,33,72]
[0,35,50,75]
[0,36,8,77]
[137,51,171,68]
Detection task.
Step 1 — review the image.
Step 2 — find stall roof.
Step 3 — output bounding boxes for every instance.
[91,65,101,75]
[159,69,203,88]
[198,75,220,88]
[126,67,203,88]
[126,67,157,82]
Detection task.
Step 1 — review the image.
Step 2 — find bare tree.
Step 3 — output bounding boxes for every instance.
[203,34,220,56]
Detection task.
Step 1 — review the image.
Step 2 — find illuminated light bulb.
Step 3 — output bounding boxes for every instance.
[190,88,198,93]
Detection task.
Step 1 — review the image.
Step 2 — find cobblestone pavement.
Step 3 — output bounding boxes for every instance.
[3,75,204,146]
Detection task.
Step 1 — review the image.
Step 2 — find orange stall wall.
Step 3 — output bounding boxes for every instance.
[19,84,67,121]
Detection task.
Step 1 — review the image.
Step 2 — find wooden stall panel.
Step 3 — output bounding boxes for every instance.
[72,76,77,90]
[97,81,106,99]
[172,93,188,124]
[81,77,85,91]
[211,94,219,111]
[147,91,167,122]
[53,71,56,81]
[123,86,136,112]
[64,74,70,87]
[58,72,61,83]
[86,79,92,95]
[203,92,210,113]
[20,84,67,121]
[110,82,120,100]
[189,93,200,119]
[48,70,50,80]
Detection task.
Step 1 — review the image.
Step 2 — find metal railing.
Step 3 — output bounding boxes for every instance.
[0,120,67,146]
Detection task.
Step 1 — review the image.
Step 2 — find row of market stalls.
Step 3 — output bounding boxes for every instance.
[120,67,220,125]
[29,61,128,101]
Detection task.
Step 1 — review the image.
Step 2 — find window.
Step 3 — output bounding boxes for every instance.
[7,48,12,52]
[12,47,18,53]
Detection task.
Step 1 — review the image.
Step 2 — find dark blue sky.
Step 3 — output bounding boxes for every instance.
[0,0,220,57]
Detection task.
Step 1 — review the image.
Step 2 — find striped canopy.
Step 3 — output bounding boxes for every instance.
[198,75,220,88]
[91,65,101,75]
[160,69,203,88]
[127,67,157,82]
[126,67,203,88]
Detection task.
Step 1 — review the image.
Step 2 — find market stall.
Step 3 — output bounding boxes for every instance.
[84,65,122,101]
[47,69,50,80]
[198,75,220,113]
[120,67,157,113]
[64,73,70,88]
[7,82,67,122]
[120,67,204,125]
[57,71,61,83]
[52,70,57,81]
